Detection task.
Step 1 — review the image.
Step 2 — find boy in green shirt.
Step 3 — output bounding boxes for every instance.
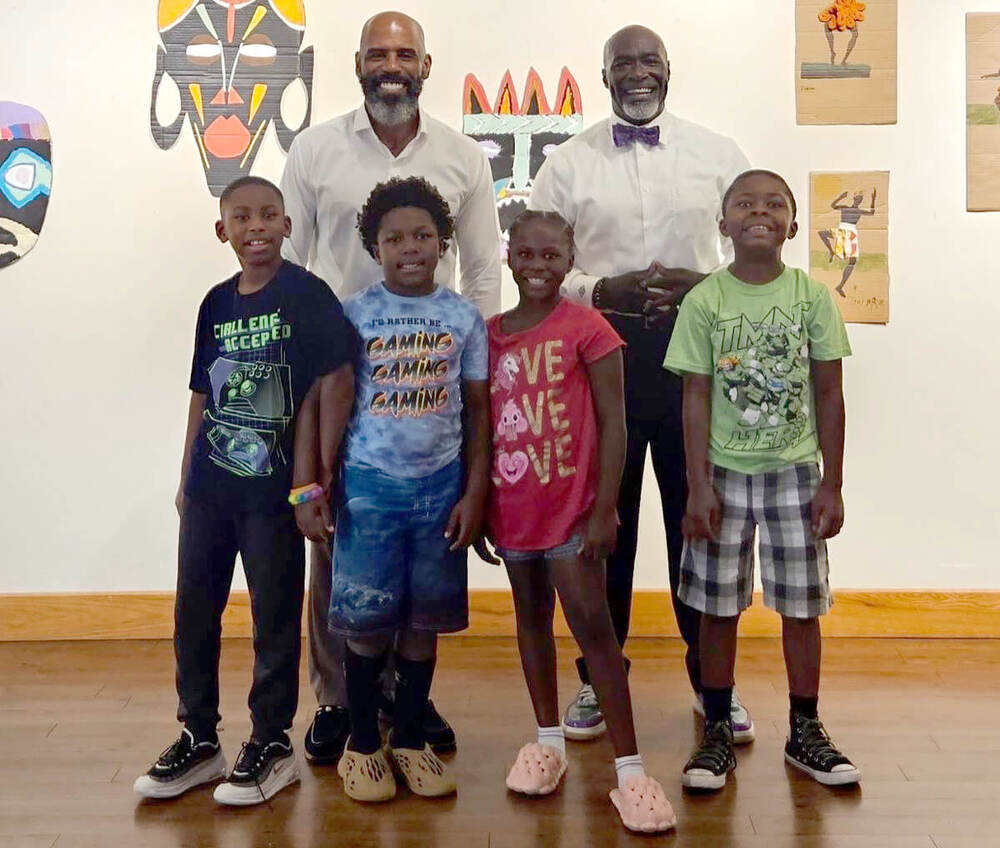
[664,170,860,790]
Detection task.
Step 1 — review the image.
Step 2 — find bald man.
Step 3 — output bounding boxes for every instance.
[530,24,755,744]
[280,11,502,765]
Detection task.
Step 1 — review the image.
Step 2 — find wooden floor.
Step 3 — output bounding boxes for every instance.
[2,637,999,848]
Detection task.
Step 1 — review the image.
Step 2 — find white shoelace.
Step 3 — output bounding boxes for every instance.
[576,684,599,708]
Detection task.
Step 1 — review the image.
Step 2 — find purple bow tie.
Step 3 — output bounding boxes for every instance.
[612,123,660,148]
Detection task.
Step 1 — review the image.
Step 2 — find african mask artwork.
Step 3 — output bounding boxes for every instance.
[462,69,582,246]
[0,102,51,270]
[151,0,314,195]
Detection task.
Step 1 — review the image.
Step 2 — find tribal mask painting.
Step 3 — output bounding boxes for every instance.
[462,68,582,242]
[0,103,51,270]
[151,0,314,196]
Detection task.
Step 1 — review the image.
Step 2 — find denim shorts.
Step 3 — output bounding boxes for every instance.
[495,534,583,564]
[328,460,468,638]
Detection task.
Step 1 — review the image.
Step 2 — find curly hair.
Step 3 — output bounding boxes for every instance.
[356,176,455,259]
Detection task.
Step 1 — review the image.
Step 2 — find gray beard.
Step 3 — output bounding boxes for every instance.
[620,99,662,124]
[365,94,419,126]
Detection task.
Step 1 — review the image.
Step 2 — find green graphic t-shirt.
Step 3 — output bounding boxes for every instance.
[664,266,851,474]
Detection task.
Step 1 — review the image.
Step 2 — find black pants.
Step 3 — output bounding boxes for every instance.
[174,498,305,741]
[576,409,703,693]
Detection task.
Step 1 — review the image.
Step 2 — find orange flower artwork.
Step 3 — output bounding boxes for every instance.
[818,0,866,33]
[796,0,896,124]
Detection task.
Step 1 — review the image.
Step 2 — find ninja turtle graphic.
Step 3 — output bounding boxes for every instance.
[718,323,810,429]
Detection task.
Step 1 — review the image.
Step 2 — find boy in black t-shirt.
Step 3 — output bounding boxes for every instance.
[134,177,356,806]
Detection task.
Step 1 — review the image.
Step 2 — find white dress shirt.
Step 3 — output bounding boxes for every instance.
[529,109,749,305]
[280,106,502,317]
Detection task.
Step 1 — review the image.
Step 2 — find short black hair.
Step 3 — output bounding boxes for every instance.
[722,169,797,220]
[219,176,284,209]
[508,210,575,253]
[357,176,454,259]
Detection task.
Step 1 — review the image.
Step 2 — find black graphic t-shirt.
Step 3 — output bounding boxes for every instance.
[185,261,356,512]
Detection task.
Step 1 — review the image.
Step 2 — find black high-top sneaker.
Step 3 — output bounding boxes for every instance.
[681,720,736,791]
[784,713,861,786]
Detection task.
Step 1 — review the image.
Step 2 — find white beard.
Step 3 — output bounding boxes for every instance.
[365,96,419,127]
[620,99,662,124]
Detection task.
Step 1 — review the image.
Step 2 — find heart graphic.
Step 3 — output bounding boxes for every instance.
[496,450,529,484]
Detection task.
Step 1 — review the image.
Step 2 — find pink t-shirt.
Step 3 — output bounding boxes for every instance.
[487,299,624,550]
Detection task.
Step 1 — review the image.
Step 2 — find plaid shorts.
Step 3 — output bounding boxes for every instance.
[678,462,832,619]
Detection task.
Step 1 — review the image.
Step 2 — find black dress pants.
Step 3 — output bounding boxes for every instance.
[575,359,703,693]
[174,498,305,740]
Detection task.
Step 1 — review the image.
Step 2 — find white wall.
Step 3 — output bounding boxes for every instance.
[1,0,997,593]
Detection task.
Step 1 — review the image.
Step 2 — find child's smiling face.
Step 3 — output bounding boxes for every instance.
[216,183,290,268]
[375,206,441,296]
[720,173,797,255]
[507,219,574,304]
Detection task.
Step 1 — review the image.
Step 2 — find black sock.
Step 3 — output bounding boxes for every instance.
[702,686,733,724]
[344,647,387,755]
[390,655,436,750]
[184,724,218,746]
[250,730,290,747]
[789,694,819,722]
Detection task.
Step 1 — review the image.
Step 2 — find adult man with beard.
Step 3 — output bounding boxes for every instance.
[529,25,756,746]
[280,10,501,766]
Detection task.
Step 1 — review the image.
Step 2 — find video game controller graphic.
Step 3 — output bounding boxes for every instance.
[208,357,292,422]
[206,421,275,477]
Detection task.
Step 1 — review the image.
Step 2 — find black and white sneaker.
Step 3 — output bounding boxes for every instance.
[213,738,300,806]
[785,714,860,786]
[304,706,350,764]
[681,720,736,790]
[133,728,227,799]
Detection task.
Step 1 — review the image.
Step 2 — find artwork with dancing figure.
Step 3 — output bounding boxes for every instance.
[0,102,51,270]
[151,0,314,196]
[796,0,896,124]
[966,14,1000,211]
[809,171,889,324]
[462,68,582,249]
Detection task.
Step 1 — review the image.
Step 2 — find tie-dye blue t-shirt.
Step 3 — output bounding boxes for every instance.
[343,282,489,478]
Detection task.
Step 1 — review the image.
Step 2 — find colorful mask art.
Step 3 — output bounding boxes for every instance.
[151,0,313,195]
[462,69,582,245]
[0,102,51,270]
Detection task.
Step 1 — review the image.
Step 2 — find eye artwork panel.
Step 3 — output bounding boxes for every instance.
[966,14,1000,211]
[796,0,897,124]
[462,68,582,251]
[151,0,314,196]
[0,102,52,270]
[809,171,889,323]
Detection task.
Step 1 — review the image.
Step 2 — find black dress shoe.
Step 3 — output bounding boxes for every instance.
[303,705,350,764]
[422,699,456,753]
[379,696,457,754]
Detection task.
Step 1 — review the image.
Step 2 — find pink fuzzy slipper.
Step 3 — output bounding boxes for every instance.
[505,742,567,795]
[609,774,677,833]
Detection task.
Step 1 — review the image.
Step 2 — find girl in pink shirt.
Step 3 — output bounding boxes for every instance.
[477,211,675,834]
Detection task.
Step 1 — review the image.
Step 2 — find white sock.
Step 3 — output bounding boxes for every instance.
[614,753,645,788]
[537,725,565,754]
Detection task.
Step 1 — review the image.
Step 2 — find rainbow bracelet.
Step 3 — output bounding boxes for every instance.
[288,483,324,506]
